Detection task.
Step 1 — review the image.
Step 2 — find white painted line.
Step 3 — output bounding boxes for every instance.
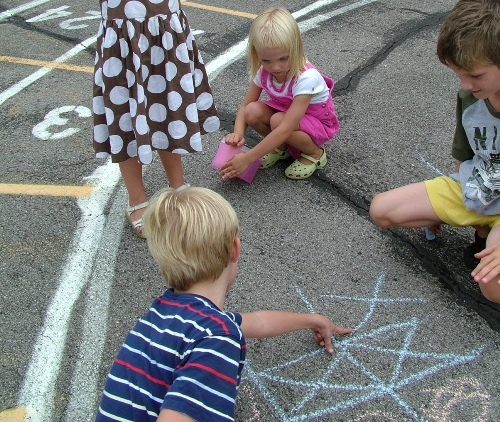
[0,36,96,106]
[0,0,54,22]
[64,187,127,421]
[205,38,248,81]
[292,0,343,18]
[299,0,379,31]
[18,160,122,422]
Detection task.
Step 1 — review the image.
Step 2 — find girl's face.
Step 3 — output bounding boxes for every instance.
[256,47,290,82]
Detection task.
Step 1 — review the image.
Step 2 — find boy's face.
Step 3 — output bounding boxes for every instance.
[448,62,500,101]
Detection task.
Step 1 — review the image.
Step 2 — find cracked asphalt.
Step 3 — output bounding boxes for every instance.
[1,0,499,420]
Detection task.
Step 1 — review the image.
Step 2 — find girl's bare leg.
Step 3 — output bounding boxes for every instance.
[119,157,148,222]
[284,131,323,163]
[158,150,184,189]
[370,182,441,228]
[268,112,322,162]
[244,102,278,139]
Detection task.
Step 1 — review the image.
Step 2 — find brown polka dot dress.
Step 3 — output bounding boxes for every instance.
[93,0,220,164]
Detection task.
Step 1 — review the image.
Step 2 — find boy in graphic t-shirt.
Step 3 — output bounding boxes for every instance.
[370,0,500,304]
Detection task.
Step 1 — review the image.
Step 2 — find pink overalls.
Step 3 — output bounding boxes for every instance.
[258,63,339,159]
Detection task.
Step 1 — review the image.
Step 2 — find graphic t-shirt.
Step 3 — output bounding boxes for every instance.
[451,89,500,214]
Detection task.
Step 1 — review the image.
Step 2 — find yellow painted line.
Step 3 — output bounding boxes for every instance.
[0,55,93,73]
[183,1,256,19]
[0,406,26,422]
[0,183,94,198]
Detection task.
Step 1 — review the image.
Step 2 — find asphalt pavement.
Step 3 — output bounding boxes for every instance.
[0,0,499,421]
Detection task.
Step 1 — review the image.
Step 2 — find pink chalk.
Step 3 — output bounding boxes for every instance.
[211,140,262,184]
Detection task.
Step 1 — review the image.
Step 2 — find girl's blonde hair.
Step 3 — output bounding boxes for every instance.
[248,7,307,80]
[143,187,239,291]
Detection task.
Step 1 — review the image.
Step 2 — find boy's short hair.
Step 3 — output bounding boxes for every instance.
[437,0,500,70]
[248,7,307,81]
[143,187,239,291]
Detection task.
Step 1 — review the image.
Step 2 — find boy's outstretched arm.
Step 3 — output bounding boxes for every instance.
[157,409,195,422]
[240,311,352,354]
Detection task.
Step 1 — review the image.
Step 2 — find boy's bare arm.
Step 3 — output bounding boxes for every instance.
[157,409,195,422]
[240,311,352,354]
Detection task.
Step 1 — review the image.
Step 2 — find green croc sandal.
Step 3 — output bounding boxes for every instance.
[259,148,291,169]
[285,148,327,180]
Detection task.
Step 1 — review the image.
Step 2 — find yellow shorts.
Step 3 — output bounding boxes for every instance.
[425,176,500,228]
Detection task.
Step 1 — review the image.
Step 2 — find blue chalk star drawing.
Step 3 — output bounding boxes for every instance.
[242,274,485,421]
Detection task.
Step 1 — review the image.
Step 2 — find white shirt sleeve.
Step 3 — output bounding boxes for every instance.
[292,68,329,103]
[253,67,263,88]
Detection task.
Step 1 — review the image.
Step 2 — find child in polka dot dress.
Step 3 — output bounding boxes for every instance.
[221,7,339,181]
[93,0,220,238]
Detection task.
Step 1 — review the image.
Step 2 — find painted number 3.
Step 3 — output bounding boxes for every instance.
[33,106,92,141]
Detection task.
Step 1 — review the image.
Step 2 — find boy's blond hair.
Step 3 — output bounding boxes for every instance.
[437,0,500,70]
[248,7,307,81]
[143,187,239,291]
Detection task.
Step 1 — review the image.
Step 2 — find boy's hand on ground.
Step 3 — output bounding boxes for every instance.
[225,133,245,147]
[220,153,252,179]
[310,316,352,354]
[471,244,500,284]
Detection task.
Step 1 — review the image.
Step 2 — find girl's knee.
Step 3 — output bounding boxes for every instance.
[269,112,285,130]
[244,102,265,126]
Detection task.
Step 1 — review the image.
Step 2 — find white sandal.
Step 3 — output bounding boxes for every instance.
[125,201,149,239]
[175,183,190,191]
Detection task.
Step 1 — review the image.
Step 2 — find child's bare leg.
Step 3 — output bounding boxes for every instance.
[244,102,276,139]
[472,225,500,303]
[473,225,491,238]
[157,150,184,189]
[268,112,322,161]
[119,157,148,221]
[464,225,490,269]
[370,182,441,228]
[285,131,323,163]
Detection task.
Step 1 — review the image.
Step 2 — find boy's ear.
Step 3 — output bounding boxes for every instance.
[230,237,241,263]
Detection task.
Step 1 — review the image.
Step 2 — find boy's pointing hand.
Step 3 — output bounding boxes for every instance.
[311,316,352,354]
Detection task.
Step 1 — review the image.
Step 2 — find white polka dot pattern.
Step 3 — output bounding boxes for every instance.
[124,1,147,19]
[93,0,220,164]
[152,131,169,149]
[93,96,105,115]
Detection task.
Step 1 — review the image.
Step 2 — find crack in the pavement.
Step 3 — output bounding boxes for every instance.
[333,11,448,97]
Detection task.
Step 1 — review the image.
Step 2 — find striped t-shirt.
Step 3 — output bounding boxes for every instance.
[96,288,247,421]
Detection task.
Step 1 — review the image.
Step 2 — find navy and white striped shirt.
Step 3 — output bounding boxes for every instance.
[96,289,246,421]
